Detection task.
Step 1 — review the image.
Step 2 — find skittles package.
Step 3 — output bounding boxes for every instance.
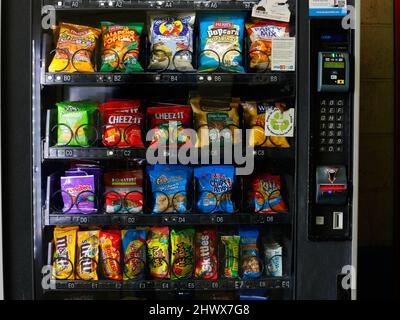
[99,230,122,280]
[171,228,195,281]
[199,12,246,73]
[53,227,78,280]
[239,229,261,280]
[148,13,195,71]
[147,227,170,279]
[221,235,240,279]
[148,165,193,214]
[122,229,147,280]
[49,23,101,73]
[76,230,100,281]
[195,229,218,280]
[195,166,235,214]
[252,174,287,214]
[101,22,144,73]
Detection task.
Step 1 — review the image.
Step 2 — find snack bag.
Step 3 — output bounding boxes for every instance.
[171,228,195,281]
[104,170,144,214]
[61,175,96,214]
[239,229,261,280]
[122,229,147,280]
[148,13,195,71]
[195,166,235,214]
[68,163,103,195]
[76,230,100,281]
[49,23,101,73]
[100,100,144,148]
[147,227,170,279]
[195,229,218,280]
[53,227,78,280]
[246,19,289,71]
[147,104,192,148]
[101,22,144,73]
[252,174,287,214]
[100,230,122,280]
[199,12,246,73]
[190,96,241,148]
[57,101,98,147]
[221,235,240,279]
[148,165,192,214]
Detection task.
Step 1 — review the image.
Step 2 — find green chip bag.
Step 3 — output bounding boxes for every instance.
[57,101,98,147]
[171,228,195,281]
[100,22,144,73]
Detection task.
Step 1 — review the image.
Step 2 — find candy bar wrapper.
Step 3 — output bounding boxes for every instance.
[53,227,78,280]
[171,228,195,281]
[76,230,100,281]
[221,235,240,279]
[122,229,147,280]
[147,227,170,279]
[195,229,218,280]
[100,230,122,281]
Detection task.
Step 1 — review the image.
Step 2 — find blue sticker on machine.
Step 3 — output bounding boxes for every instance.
[309,0,347,17]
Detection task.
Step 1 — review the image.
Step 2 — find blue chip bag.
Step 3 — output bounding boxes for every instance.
[195,166,235,214]
[198,12,246,73]
[148,165,193,214]
[239,229,262,280]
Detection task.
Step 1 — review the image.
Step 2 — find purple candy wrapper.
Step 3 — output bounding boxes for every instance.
[60,175,96,214]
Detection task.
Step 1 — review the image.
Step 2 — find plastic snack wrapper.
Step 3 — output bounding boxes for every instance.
[195,166,235,214]
[100,230,122,280]
[239,229,262,280]
[147,227,170,279]
[49,23,101,73]
[171,228,195,281]
[195,229,218,280]
[61,175,96,214]
[199,12,246,73]
[101,22,144,73]
[76,230,100,281]
[122,229,147,280]
[53,227,78,280]
[242,101,291,148]
[148,165,193,214]
[252,174,287,214]
[221,235,240,279]
[148,13,195,71]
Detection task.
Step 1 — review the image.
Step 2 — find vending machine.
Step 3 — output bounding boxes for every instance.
[3,0,360,300]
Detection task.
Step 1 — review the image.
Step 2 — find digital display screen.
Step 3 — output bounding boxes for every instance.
[324,61,345,69]
[320,33,347,43]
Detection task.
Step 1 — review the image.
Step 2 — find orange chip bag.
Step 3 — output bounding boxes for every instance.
[100,230,122,281]
[53,227,78,280]
[49,23,101,73]
[76,230,100,281]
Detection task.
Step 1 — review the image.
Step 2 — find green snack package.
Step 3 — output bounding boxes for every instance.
[171,228,195,281]
[57,101,98,147]
[100,22,144,73]
[221,235,240,279]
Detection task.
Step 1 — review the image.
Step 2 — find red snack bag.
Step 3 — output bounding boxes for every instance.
[195,229,218,280]
[252,174,287,214]
[99,230,122,281]
[100,100,144,148]
[147,104,192,148]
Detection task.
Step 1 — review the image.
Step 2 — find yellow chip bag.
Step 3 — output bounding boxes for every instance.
[49,23,101,73]
[242,101,291,148]
[190,96,241,148]
[53,227,78,280]
[76,230,100,281]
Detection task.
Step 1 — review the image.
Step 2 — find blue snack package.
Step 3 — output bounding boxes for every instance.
[148,165,193,214]
[239,229,262,279]
[198,12,246,73]
[122,229,147,280]
[195,166,235,214]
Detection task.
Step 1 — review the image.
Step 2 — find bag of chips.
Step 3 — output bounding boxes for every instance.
[252,174,287,214]
[148,13,195,71]
[61,175,96,214]
[104,170,144,214]
[148,165,193,214]
[195,166,235,214]
[190,96,241,148]
[76,230,100,281]
[53,227,78,280]
[122,229,147,280]
[100,100,144,148]
[242,101,291,148]
[195,229,218,280]
[101,22,144,73]
[100,230,122,280]
[147,227,170,279]
[199,12,246,73]
[246,19,290,71]
[239,229,261,280]
[171,228,195,281]
[57,101,98,147]
[147,104,192,148]
[221,235,240,279]
[49,23,101,73]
